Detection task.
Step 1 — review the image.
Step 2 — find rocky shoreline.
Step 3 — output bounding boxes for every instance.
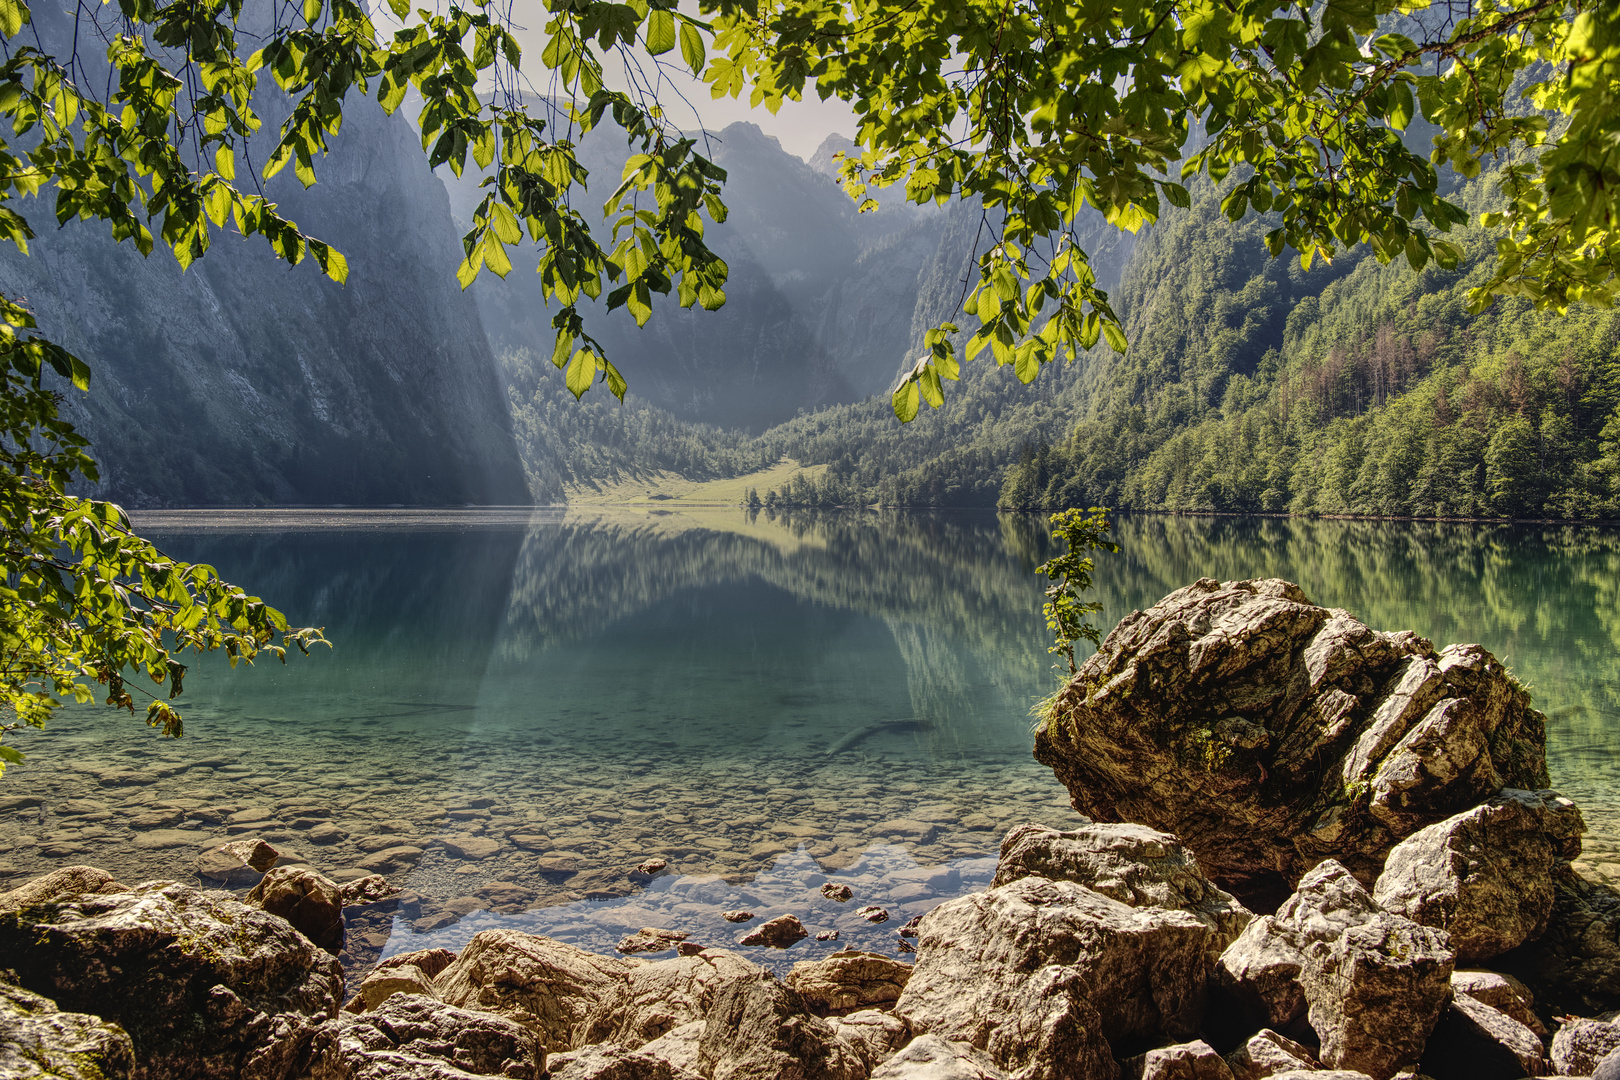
[6,578,1620,1079]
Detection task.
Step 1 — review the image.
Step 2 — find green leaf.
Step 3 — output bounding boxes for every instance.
[645,10,676,55]
[1388,80,1414,131]
[892,380,920,422]
[0,0,30,37]
[679,21,705,74]
[565,348,594,398]
[1101,321,1128,353]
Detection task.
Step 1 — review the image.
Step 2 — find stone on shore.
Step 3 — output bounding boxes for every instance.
[1032,578,1549,906]
[693,972,866,1080]
[1449,970,1545,1038]
[1121,1039,1233,1080]
[1417,993,1546,1080]
[826,1009,911,1070]
[1551,1018,1620,1077]
[615,927,689,955]
[1216,861,1453,1080]
[895,875,1216,1080]
[356,963,437,1011]
[434,928,631,1051]
[247,866,346,956]
[637,1020,706,1074]
[1223,1029,1318,1080]
[868,1034,1009,1079]
[304,992,544,1079]
[993,822,1252,954]
[1373,789,1582,962]
[786,950,912,1015]
[0,980,136,1080]
[1495,863,1620,1013]
[0,880,343,1080]
[740,914,810,949]
[577,948,763,1049]
[544,1043,703,1080]
[0,866,124,911]
[196,838,281,888]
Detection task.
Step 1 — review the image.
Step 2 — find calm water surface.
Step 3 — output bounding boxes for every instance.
[3,508,1617,972]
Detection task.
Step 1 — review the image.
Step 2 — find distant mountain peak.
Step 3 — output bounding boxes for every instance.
[809,133,859,177]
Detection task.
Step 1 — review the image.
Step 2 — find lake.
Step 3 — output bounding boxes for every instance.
[2,508,1617,976]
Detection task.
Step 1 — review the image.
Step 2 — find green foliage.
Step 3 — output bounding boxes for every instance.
[1035,508,1118,675]
[704,0,1620,419]
[0,297,327,774]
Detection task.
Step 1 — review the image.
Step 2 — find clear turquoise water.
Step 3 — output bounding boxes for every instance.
[5,507,1618,970]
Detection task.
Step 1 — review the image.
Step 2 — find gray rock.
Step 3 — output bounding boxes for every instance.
[693,971,866,1080]
[248,867,346,956]
[993,822,1252,955]
[895,875,1214,1080]
[544,1044,703,1080]
[0,980,136,1080]
[304,992,543,1079]
[1224,1029,1318,1080]
[0,880,343,1080]
[197,839,278,885]
[356,963,437,1011]
[827,1009,911,1070]
[1552,1019,1620,1076]
[1374,789,1582,962]
[740,914,810,949]
[0,866,124,911]
[868,1034,1009,1079]
[1216,861,1453,1080]
[1598,1045,1620,1080]
[577,948,763,1048]
[786,950,912,1015]
[1419,993,1546,1080]
[433,929,631,1051]
[637,1020,706,1075]
[1032,579,1549,906]
[615,927,689,955]
[338,876,400,908]
[375,948,459,981]
[1496,864,1620,1013]
[1122,1040,1233,1080]
[1450,969,1545,1038]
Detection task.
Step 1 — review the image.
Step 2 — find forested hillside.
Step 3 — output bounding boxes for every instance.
[1000,175,1620,519]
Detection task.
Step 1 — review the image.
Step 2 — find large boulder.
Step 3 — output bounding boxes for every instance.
[993,823,1252,955]
[0,866,124,911]
[1551,1019,1620,1077]
[1032,579,1549,906]
[692,971,866,1080]
[895,875,1220,1080]
[0,980,136,1080]
[1215,861,1453,1080]
[576,947,763,1048]
[303,992,543,1079]
[1223,1029,1317,1080]
[1373,789,1582,963]
[1496,864,1620,1013]
[248,867,346,956]
[786,950,913,1016]
[0,880,344,1080]
[827,1009,911,1070]
[869,1034,1008,1079]
[433,929,631,1051]
[545,1043,703,1079]
[1121,1040,1233,1080]
[1417,994,1546,1080]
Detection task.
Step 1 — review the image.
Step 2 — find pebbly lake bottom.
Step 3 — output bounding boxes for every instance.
[2,506,1620,980]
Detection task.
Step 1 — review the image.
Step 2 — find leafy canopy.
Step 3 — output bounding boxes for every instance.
[695,0,1620,419]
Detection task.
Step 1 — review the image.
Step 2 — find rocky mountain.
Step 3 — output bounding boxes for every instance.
[0,4,529,508]
[451,122,1099,432]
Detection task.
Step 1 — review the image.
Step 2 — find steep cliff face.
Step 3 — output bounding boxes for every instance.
[0,10,529,507]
